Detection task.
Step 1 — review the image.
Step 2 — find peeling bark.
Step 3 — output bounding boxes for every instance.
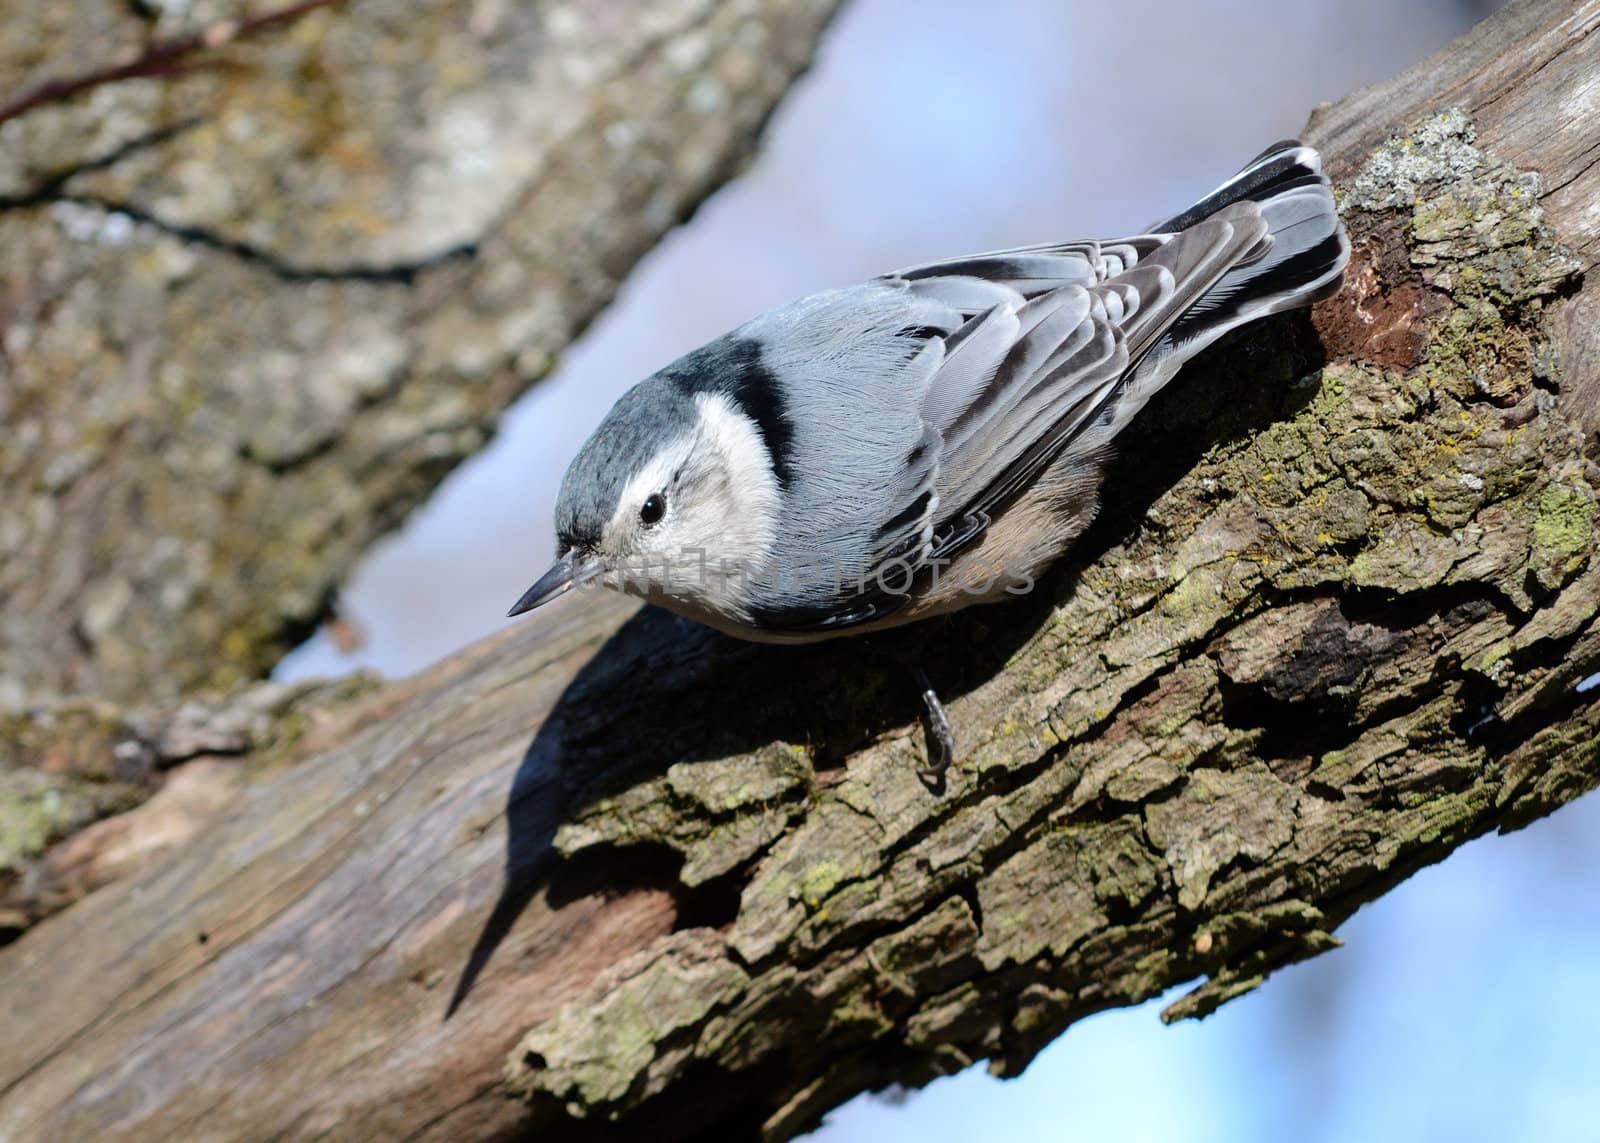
[2,1,1598,1140]
[0,674,376,937]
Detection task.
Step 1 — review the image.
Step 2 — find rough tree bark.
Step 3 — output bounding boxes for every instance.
[0,0,840,701]
[2,0,1599,1140]
[0,0,843,935]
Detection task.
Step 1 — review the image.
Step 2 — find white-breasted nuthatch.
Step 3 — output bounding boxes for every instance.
[509,141,1350,772]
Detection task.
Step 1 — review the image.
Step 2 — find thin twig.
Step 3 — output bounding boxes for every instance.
[0,0,346,129]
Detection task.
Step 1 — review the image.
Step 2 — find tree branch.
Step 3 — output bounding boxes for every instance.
[0,0,845,705]
[0,0,846,945]
[1,1,1597,1140]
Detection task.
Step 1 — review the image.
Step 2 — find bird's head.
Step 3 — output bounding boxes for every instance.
[507,372,782,622]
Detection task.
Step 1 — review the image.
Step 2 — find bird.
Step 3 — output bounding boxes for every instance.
[507,140,1350,777]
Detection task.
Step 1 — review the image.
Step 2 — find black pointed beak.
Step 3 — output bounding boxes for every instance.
[507,550,587,618]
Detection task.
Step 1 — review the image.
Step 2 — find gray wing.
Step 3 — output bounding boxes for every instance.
[744,205,1269,631]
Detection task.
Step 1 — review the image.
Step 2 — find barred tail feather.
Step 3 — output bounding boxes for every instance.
[1156,140,1327,233]
[1150,142,1349,373]
[1083,141,1349,443]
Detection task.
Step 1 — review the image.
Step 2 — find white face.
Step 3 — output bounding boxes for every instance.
[593,392,781,622]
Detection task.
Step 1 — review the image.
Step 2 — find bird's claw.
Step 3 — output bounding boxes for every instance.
[914,680,955,791]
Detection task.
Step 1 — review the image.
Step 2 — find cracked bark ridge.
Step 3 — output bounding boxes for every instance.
[1,2,1598,1140]
[0,0,843,703]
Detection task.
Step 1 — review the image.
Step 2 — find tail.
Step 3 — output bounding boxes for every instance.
[1131,141,1350,398]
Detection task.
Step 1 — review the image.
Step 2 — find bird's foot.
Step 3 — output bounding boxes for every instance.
[864,639,954,790]
[908,662,955,792]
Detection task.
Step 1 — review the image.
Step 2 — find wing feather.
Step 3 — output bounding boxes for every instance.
[745,204,1281,632]
[855,209,1267,593]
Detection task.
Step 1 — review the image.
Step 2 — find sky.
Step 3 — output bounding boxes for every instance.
[277,1,1600,1138]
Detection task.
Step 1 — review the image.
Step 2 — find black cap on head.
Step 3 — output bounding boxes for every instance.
[553,376,698,551]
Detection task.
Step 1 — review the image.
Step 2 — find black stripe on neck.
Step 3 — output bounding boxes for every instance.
[667,335,797,490]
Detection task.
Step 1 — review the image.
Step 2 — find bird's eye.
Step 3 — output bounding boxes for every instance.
[640,492,666,526]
